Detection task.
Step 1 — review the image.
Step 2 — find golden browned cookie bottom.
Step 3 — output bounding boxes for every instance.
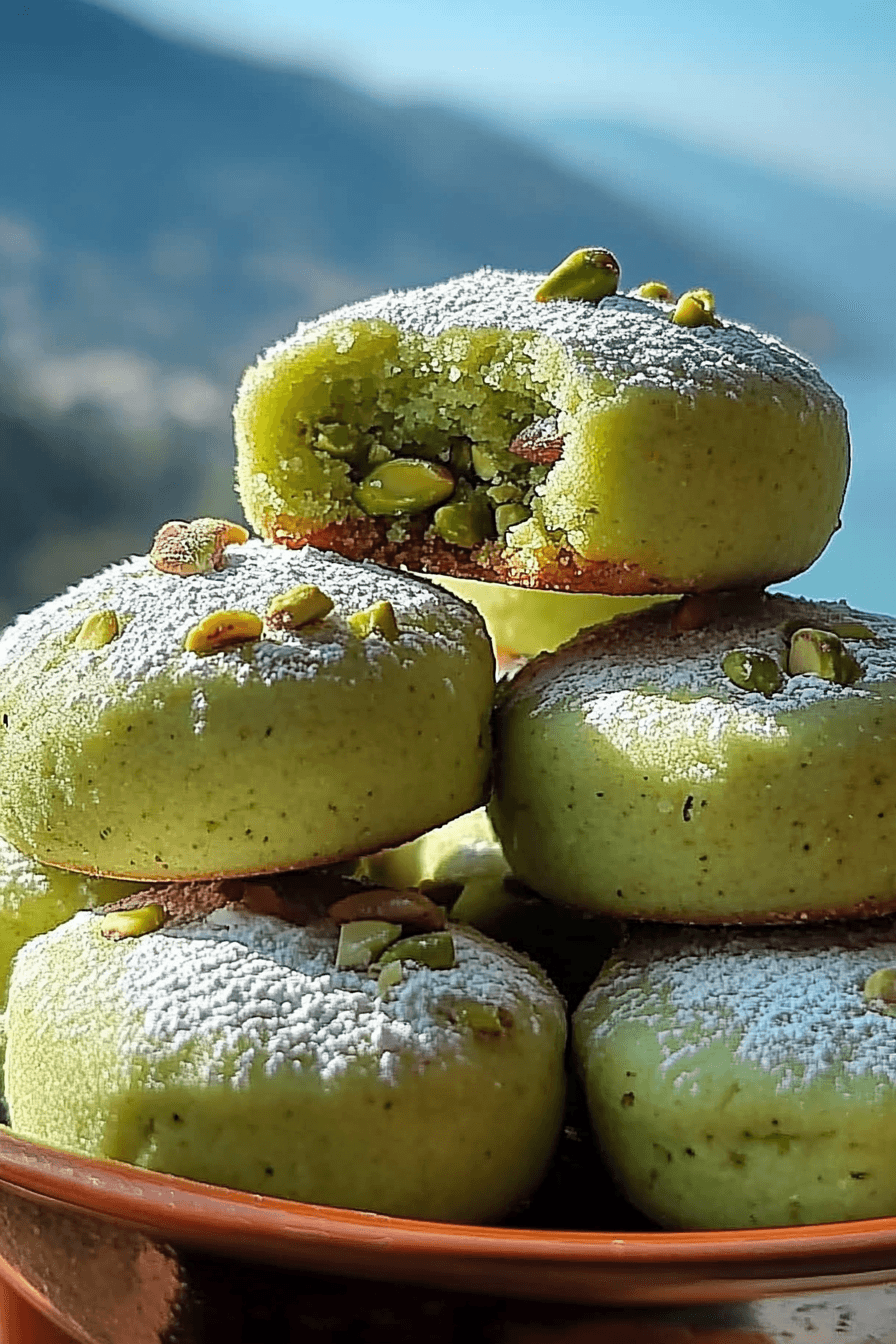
[266,514,800,596]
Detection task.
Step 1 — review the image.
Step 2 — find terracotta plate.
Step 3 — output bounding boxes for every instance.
[2,1130,896,1308]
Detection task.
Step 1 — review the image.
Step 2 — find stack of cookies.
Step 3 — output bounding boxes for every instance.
[0,525,565,1224]
[2,245,893,1232]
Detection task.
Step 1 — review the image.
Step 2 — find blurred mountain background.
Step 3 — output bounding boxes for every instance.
[1,0,894,622]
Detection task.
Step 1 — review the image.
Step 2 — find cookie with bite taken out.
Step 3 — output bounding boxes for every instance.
[234,255,848,595]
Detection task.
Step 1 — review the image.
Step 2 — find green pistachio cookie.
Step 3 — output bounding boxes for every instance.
[4,892,566,1222]
[0,835,142,1010]
[490,592,896,922]
[234,265,848,594]
[574,921,896,1228]
[0,533,493,880]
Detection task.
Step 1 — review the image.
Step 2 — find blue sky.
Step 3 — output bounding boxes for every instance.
[95,0,896,205]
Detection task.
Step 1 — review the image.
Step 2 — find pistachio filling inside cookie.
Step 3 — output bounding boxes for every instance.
[235,263,848,594]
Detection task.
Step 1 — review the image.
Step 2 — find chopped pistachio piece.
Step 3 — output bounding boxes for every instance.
[265,584,334,631]
[100,903,166,940]
[672,289,720,328]
[347,600,400,642]
[184,610,263,655]
[376,960,404,998]
[787,627,863,685]
[635,280,674,301]
[150,518,249,575]
[448,999,511,1034]
[494,502,531,537]
[379,930,456,971]
[470,442,522,480]
[534,247,620,303]
[486,483,524,506]
[315,422,361,460]
[433,490,493,548]
[74,609,119,650]
[864,967,896,1005]
[722,648,784,697]
[354,459,455,516]
[335,919,402,970]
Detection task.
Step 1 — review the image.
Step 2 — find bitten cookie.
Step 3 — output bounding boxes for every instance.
[234,264,848,594]
[4,882,566,1222]
[574,921,896,1229]
[490,592,896,923]
[0,528,493,880]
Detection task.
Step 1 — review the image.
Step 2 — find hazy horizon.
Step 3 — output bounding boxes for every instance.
[90,0,896,208]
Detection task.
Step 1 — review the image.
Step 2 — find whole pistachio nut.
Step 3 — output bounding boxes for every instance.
[534,247,620,303]
[672,289,720,328]
[74,609,120,650]
[347,600,400,642]
[722,648,784,697]
[184,610,263,655]
[151,518,249,575]
[265,584,334,632]
[635,280,675,301]
[335,919,402,970]
[378,930,456,971]
[787,627,863,685]
[354,459,455,516]
[100,903,167,940]
[864,967,896,1004]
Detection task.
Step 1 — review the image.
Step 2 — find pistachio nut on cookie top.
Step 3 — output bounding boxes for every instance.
[234,250,849,595]
[0,523,494,881]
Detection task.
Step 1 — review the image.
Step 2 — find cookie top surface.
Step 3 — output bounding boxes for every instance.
[15,908,563,1088]
[577,921,896,1092]
[500,593,896,727]
[0,539,489,708]
[262,269,842,411]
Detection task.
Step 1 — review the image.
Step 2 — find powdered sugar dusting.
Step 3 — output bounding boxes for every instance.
[262,269,842,410]
[29,910,562,1088]
[504,594,896,730]
[0,836,50,905]
[0,539,489,708]
[579,922,896,1092]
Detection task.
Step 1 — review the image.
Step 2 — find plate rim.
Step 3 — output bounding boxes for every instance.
[4,1128,896,1271]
